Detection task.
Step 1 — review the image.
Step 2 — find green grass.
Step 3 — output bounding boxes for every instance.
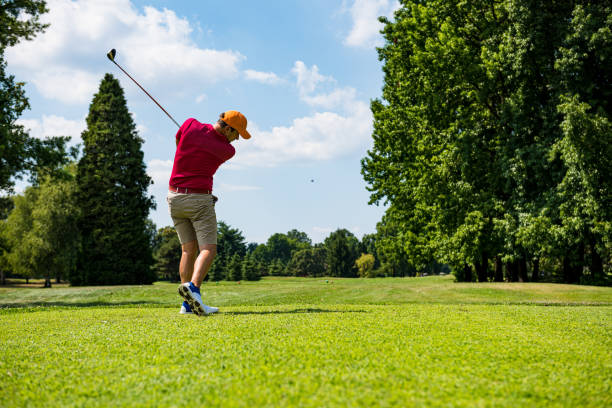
[1,276,611,407]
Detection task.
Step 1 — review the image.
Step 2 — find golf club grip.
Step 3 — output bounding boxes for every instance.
[112,61,180,128]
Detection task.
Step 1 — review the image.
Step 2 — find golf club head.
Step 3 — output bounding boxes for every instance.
[107,48,116,62]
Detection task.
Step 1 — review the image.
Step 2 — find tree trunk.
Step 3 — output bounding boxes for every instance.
[506,261,518,282]
[0,269,5,286]
[464,264,473,282]
[494,256,503,282]
[563,243,584,284]
[518,257,529,282]
[475,252,488,282]
[590,241,603,283]
[563,255,571,283]
[531,258,540,282]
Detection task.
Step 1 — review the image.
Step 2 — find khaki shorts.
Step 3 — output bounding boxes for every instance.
[166,191,217,246]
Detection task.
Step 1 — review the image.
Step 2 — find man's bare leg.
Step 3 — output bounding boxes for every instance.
[179,240,198,283]
[191,244,217,287]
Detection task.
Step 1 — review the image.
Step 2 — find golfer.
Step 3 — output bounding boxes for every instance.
[168,110,251,316]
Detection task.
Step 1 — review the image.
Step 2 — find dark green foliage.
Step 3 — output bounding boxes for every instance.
[325,229,359,277]
[208,221,246,280]
[268,259,286,276]
[227,254,243,281]
[362,0,611,284]
[208,256,226,281]
[153,226,180,281]
[208,256,225,281]
[0,1,48,50]
[3,170,79,286]
[241,254,260,281]
[217,221,247,259]
[287,247,327,277]
[266,233,293,265]
[1,1,71,201]
[72,74,155,285]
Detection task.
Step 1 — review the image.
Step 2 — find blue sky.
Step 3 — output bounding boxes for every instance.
[7,0,398,244]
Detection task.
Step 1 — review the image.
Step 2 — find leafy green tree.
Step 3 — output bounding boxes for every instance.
[551,3,612,284]
[287,247,327,277]
[355,253,376,278]
[153,226,181,281]
[360,233,380,270]
[73,74,155,285]
[0,221,9,284]
[227,253,243,281]
[373,216,414,277]
[266,233,293,265]
[287,229,312,247]
[325,229,359,277]
[362,0,611,284]
[1,1,73,215]
[4,170,79,287]
[29,175,79,287]
[251,243,269,263]
[268,259,285,276]
[4,187,38,283]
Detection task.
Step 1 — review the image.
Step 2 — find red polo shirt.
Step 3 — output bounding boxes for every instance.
[169,118,235,191]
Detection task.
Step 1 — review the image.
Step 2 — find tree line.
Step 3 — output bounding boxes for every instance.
[361,0,611,285]
[153,223,422,282]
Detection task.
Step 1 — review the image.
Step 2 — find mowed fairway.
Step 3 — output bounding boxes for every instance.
[1,276,611,407]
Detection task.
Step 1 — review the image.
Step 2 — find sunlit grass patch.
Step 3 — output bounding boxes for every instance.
[1,283,611,407]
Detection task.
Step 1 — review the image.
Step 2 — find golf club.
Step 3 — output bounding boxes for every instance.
[106,48,180,128]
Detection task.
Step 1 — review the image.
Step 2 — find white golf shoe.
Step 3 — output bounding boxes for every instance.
[203,305,219,315]
[178,282,219,316]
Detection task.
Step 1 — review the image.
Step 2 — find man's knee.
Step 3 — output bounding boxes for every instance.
[182,240,198,257]
[200,244,217,258]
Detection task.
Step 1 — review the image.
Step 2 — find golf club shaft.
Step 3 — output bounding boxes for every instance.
[110,60,180,128]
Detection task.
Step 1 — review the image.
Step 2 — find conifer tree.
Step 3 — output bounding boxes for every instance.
[153,227,180,282]
[241,254,259,281]
[209,255,226,281]
[227,254,243,281]
[72,74,155,285]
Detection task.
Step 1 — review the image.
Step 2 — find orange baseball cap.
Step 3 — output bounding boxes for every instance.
[223,110,251,139]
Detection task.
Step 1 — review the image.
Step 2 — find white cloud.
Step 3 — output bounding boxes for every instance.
[30,69,100,104]
[244,69,284,85]
[302,87,357,110]
[291,61,335,96]
[195,94,207,103]
[344,0,400,48]
[147,158,173,188]
[17,115,85,143]
[230,61,372,167]
[234,102,371,167]
[6,0,244,104]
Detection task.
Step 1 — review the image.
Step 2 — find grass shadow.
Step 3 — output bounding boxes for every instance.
[222,308,369,315]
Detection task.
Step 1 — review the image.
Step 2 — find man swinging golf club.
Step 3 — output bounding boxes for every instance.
[169,111,251,315]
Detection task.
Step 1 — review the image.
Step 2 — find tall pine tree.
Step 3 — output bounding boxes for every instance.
[72,74,155,285]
